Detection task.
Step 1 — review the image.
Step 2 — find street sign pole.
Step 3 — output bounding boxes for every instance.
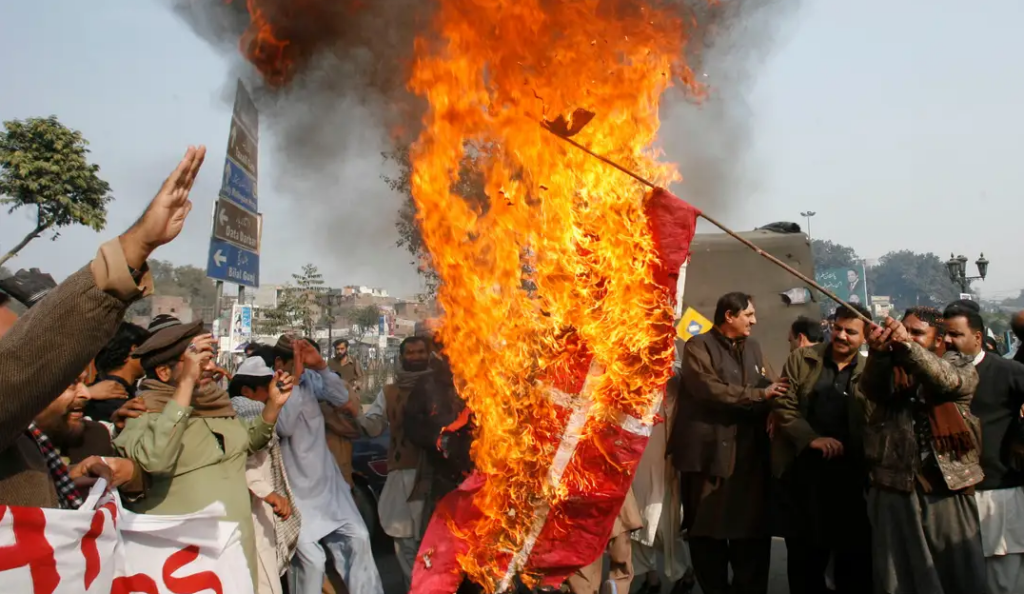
[215,280,224,334]
[207,79,261,291]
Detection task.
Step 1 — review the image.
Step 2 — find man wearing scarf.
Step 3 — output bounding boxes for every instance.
[115,316,292,589]
[270,335,383,594]
[230,356,302,594]
[668,293,789,594]
[860,310,987,593]
[352,336,433,590]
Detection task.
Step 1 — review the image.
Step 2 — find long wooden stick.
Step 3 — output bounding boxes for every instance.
[544,128,873,325]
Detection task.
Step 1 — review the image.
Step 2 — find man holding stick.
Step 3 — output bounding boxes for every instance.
[860,310,987,593]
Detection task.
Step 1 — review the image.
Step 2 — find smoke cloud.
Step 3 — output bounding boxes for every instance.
[170,0,799,293]
[660,0,802,217]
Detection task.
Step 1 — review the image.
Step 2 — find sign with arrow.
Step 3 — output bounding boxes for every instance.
[207,238,259,288]
[213,198,260,253]
[208,79,261,288]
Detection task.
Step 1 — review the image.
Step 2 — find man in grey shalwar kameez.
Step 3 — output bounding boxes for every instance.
[860,310,988,594]
[271,336,383,594]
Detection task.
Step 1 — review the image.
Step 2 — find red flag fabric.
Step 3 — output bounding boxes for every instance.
[411,189,700,593]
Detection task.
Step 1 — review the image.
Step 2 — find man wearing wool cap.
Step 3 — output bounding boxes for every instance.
[115,316,292,588]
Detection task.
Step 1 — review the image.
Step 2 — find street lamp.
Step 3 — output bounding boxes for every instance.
[946,253,989,294]
[800,211,817,240]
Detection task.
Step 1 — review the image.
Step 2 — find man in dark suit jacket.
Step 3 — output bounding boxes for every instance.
[945,305,1024,593]
[668,292,789,594]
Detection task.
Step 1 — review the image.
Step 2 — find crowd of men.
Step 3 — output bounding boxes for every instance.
[668,293,1024,594]
[2,143,1024,594]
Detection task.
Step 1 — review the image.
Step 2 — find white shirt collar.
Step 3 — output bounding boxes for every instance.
[973,350,986,366]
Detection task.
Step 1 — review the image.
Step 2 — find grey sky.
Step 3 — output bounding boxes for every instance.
[1,1,1022,300]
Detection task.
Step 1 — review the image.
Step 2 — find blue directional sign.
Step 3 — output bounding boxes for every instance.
[220,158,258,213]
[208,79,261,289]
[207,238,259,288]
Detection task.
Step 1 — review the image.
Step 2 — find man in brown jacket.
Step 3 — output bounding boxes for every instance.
[0,145,206,507]
[772,304,872,594]
[325,338,363,488]
[668,292,788,594]
[861,310,987,594]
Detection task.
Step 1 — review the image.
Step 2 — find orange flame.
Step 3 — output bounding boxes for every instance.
[238,0,295,87]
[234,0,366,88]
[409,0,705,589]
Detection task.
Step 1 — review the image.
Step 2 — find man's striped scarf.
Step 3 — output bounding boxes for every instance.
[230,397,301,572]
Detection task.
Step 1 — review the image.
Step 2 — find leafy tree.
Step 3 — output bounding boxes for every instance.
[811,239,860,271]
[352,304,382,334]
[868,250,961,311]
[1001,291,1024,309]
[292,263,325,337]
[0,116,113,267]
[255,286,300,336]
[381,144,489,298]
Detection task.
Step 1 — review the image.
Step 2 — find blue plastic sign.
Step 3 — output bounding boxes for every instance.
[207,238,260,288]
[220,158,258,214]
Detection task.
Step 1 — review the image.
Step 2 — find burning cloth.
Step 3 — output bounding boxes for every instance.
[411,188,700,592]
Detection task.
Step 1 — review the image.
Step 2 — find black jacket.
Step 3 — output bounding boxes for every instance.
[972,353,1024,490]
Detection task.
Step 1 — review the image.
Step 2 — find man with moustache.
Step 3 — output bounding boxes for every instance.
[944,304,1024,593]
[329,339,363,393]
[669,292,789,594]
[0,146,206,508]
[29,371,138,507]
[773,304,872,594]
[353,336,434,590]
[860,308,987,593]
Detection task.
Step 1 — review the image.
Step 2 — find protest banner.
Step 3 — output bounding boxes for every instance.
[0,481,253,594]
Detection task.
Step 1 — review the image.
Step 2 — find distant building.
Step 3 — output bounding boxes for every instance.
[254,285,285,308]
[343,285,389,298]
[132,295,194,328]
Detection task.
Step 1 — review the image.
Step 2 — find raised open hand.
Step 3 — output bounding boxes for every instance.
[121,146,207,267]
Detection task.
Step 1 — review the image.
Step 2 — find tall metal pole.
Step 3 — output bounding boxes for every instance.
[800,211,816,241]
[214,280,224,329]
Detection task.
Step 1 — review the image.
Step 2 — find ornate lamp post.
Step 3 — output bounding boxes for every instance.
[946,253,989,294]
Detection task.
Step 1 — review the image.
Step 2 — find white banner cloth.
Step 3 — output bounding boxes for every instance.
[0,480,253,594]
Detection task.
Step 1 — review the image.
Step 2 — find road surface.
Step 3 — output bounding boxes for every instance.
[373,538,791,593]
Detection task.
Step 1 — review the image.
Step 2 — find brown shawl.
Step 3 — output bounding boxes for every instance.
[894,367,973,457]
[138,378,237,418]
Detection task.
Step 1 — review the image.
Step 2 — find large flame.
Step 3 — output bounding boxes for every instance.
[408,0,704,589]
[233,0,706,588]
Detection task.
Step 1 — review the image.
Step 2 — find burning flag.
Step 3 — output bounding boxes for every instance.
[402,1,707,591]
[229,0,709,589]
[413,188,698,593]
